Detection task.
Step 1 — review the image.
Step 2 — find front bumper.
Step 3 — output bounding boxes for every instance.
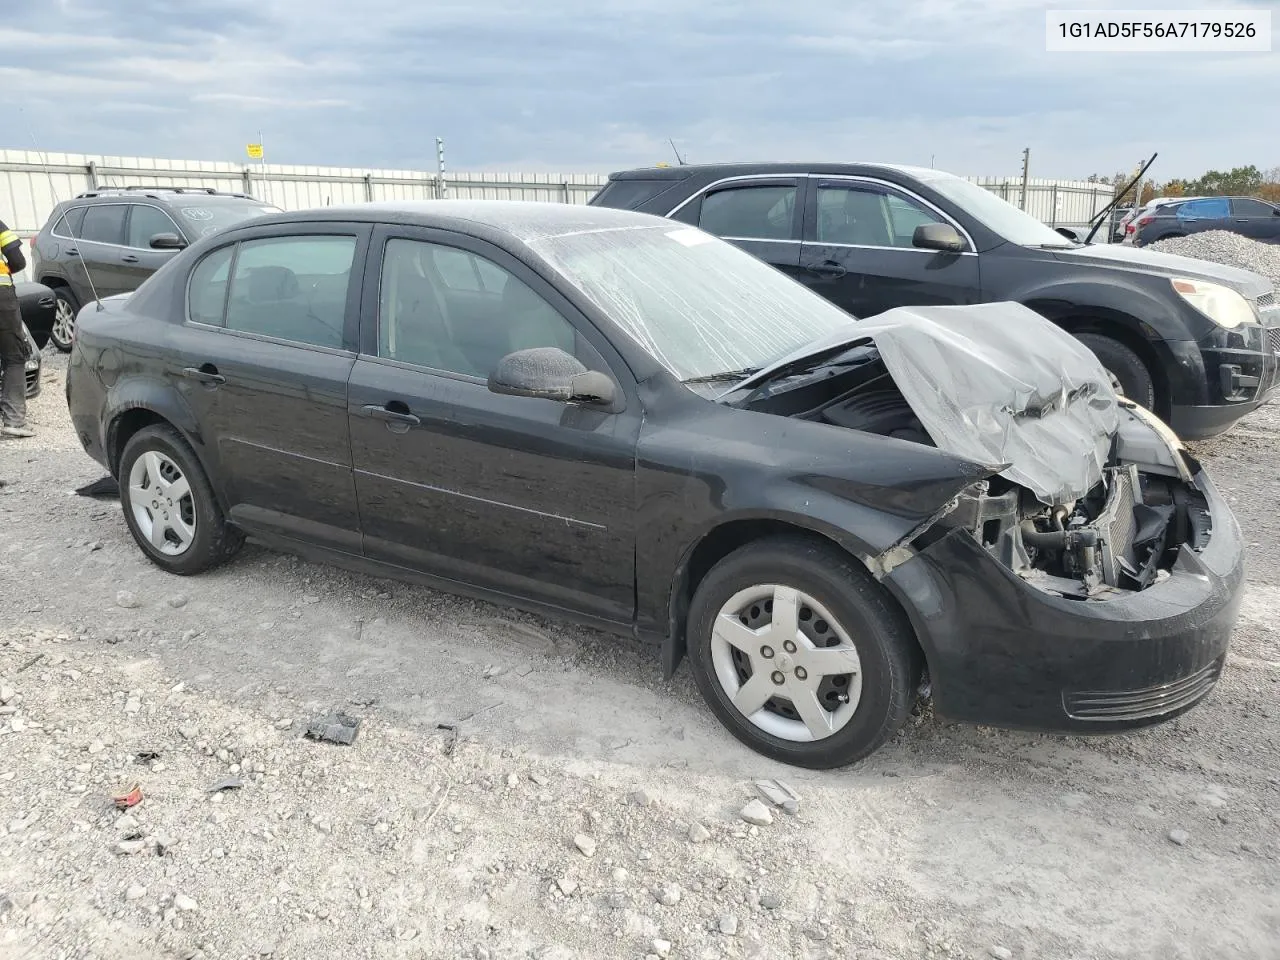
[1165,321,1280,440]
[885,469,1244,733]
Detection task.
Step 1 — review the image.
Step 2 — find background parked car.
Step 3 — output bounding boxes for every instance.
[1132,196,1280,247]
[29,187,281,351]
[590,163,1280,439]
[0,281,53,400]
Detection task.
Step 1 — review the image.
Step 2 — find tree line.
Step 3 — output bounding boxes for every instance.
[1087,165,1280,207]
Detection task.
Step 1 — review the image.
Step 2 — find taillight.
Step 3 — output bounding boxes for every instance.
[1138,216,1154,227]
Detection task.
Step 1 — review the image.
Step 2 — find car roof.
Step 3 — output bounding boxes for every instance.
[69,188,262,205]
[604,161,944,181]
[264,199,677,240]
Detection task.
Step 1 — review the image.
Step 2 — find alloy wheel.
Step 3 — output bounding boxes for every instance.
[127,450,197,556]
[52,297,76,349]
[710,584,863,742]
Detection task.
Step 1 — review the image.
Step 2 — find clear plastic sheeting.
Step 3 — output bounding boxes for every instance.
[496,208,860,382]
[851,303,1120,505]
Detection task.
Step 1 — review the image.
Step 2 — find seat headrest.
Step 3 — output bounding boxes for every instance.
[247,265,299,302]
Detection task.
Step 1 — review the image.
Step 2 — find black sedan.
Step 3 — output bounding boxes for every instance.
[0,281,52,400]
[66,201,1243,768]
[591,163,1280,441]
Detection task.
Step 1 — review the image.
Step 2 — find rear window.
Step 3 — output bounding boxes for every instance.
[591,179,678,211]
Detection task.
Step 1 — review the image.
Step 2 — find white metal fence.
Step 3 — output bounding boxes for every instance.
[0,147,1116,269]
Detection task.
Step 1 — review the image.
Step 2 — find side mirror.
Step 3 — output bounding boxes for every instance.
[912,223,965,252]
[150,232,187,250]
[487,347,617,405]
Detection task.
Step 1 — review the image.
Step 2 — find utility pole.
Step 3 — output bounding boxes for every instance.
[1019,147,1031,210]
[436,137,447,198]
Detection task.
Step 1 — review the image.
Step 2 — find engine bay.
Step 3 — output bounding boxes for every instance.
[733,344,1214,599]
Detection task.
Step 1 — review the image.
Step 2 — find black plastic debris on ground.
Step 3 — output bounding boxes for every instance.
[305,712,361,745]
[75,476,120,499]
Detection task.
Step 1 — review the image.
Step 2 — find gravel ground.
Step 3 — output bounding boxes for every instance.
[2,351,1278,960]
[1149,231,1280,288]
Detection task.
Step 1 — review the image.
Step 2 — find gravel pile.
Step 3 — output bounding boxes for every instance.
[1148,230,1280,289]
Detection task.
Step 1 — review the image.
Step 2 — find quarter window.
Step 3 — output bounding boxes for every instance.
[377,238,576,378]
[698,185,798,241]
[188,245,235,326]
[127,205,180,249]
[80,205,128,246]
[221,236,356,348]
[815,184,948,248]
[52,206,88,239]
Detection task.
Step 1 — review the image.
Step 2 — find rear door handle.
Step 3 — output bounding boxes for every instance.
[65,247,78,256]
[806,260,847,279]
[121,255,140,264]
[362,404,421,426]
[181,366,226,386]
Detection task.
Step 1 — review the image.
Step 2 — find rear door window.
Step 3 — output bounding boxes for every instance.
[1176,198,1230,219]
[222,236,357,348]
[80,204,128,245]
[697,185,799,240]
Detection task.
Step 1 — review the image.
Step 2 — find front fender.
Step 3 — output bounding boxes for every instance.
[1017,278,1189,343]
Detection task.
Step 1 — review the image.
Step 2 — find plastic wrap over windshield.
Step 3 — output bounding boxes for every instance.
[522,221,860,381]
[852,303,1120,504]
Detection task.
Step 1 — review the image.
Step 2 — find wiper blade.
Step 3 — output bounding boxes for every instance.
[683,367,760,384]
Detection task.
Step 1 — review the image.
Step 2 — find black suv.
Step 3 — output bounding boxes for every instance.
[1132,195,1280,247]
[30,187,281,351]
[591,163,1280,440]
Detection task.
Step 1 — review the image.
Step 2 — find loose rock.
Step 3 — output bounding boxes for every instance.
[115,590,142,609]
[112,839,147,856]
[652,940,673,959]
[631,787,658,807]
[688,822,711,844]
[174,894,198,912]
[654,884,682,906]
[718,914,740,936]
[989,947,1013,960]
[555,878,578,897]
[740,799,773,826]
[573,834,597,858]
[125,884,148,901]
[0,684,14,705]
[167,595,189,608]
[1168,829,1190,846]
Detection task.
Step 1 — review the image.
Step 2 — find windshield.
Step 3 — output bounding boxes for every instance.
[529,224,860,382]
[914,170,1075,247]
[173,200,282,239]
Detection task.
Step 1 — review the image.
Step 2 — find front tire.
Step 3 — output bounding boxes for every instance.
[1074,333,1156,409]
[687,536,922,769]
[49,287,79,352]
[118,425,244,575]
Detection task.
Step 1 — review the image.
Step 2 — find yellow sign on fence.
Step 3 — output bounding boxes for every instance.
[246,143,264,160]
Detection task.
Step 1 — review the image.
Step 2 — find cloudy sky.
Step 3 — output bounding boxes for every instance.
[4,0,1276,179]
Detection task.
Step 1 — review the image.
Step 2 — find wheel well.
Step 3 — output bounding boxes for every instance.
[1040,311,1170,419]
[40,276,69,292]
[107,408,169,475]
[666,518,927,676]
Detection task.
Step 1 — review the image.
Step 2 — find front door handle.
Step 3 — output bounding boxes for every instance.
[181,366,226,386]
[362,404,421,427]
[806,260,847,279]
[121,254,140,264]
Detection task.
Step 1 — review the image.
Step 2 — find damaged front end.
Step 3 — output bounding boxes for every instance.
[727,302,1218,600]
[937,405,1212,599]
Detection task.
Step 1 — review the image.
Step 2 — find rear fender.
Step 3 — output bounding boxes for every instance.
[102,377,221,502]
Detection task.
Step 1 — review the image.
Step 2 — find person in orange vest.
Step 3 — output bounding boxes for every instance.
[0,218,35,438]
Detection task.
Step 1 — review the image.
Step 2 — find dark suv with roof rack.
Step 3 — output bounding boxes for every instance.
[30,186,281,350]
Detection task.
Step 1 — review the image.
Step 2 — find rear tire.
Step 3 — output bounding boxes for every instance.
[687,536,922,769]
[1074,333,1156,410]
[49,287,78,352]
[118,424,244,575]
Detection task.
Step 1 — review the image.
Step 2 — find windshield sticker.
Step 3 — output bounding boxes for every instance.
[182,208,215,222]
[665,228,714,247]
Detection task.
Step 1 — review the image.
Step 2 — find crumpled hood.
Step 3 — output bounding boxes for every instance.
[739,302,1120,504]
[1054,243,1274,299]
